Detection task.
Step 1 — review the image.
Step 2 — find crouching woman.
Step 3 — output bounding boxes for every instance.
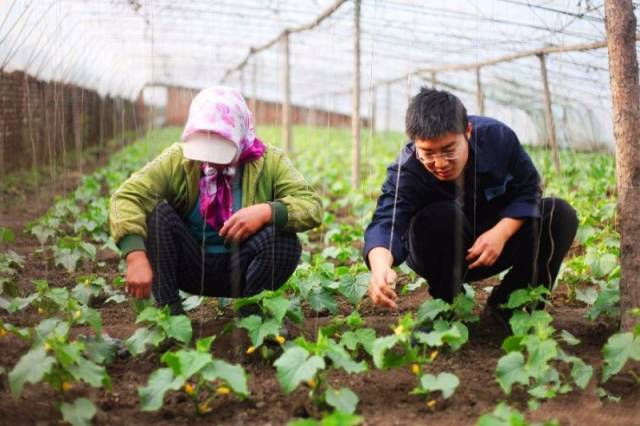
[109,86,322,315]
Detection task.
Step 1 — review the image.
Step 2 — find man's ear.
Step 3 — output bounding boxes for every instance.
[465,122,473,140]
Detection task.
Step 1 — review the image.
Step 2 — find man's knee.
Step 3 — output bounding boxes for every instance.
[542,197,578,235]
[410,201,464,238]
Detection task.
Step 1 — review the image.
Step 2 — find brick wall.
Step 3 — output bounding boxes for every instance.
[0,71,144,176]
[165,86,369,130]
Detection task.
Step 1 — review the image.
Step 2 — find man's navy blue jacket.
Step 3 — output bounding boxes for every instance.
[363,116,542,267]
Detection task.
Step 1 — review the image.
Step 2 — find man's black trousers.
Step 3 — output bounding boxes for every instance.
[405,197,578,306]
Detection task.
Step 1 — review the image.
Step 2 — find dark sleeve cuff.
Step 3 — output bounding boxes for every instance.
[117,234,146,258]
[269,201,288,229]
[500,201,541,219]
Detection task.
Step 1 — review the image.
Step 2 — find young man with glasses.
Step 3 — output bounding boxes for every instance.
[363,88,578,331]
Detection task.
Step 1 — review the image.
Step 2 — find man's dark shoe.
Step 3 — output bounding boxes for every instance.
[168,301,186,316]
[484,303,512,334]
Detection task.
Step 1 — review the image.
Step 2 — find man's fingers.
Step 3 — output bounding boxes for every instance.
[369,283,397,309]
[466,243,483,261]
[469,251,490,269]
[380,284,397,300]
[375,290,397,309]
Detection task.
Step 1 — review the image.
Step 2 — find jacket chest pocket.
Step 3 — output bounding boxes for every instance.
[484,173,513,201]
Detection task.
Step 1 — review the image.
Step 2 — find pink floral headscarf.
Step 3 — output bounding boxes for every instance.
[182,86,265,230]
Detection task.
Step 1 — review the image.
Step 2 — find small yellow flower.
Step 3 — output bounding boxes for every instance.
[73,310,82,319]
[198,401,212,414]
[62,382,73,392]
[184,383,195,395]
[83,279,90,286]
[275,335,286,345]
[0,329,7,337]
[307,378,317,388]
[37,307,45,315]
[411,363,420,375]
[426,399,437,409]
[246,346,256,355]
[429,351,439,362]
[394,325,405,336]
[216,386,230,395]
[44,342,52,351]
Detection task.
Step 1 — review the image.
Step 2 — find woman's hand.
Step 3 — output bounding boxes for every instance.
[219,203,272,243]
[126,251,153,299]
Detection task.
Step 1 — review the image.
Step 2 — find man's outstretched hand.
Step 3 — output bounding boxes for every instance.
[368,267,398,309]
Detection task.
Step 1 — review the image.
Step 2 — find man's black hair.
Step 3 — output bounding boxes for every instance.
[405,88,468,140]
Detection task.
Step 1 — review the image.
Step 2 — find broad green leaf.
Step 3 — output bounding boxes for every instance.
[196,336,215,352]
[161,350,212,379]
[559,330,580,346]
[263,296,291,322]
[237,315,281,347]
[523,336,557,378]
[416,372,460,399]
[416,298,451,323]
[162,315,192,344]
[9,347,55,398]
[340,328,376,355]
[273,346,325,393]
[602,332,639,382]
[308,288,338,314]
[68,357,111,390]
[325,386,359,414]
[327,345,367,374]
[575,287,598,305]
[496,351,529,394]
[201,359,249,397]
[139,368,182,411]
[125,327,164,355]
[371,335,399,369]
[477,402,529,426]
[570,358,593,390]
[60,398,96,426]
[337,273,369,306]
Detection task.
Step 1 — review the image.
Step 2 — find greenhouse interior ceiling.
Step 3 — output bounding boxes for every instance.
[1,0,639,147]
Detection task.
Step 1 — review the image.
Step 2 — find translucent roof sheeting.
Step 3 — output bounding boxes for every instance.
[1,0,638,149]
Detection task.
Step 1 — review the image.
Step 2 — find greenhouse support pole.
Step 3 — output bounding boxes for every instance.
[352,0,361,188]
[537,53,560,172]
[431,71,437,89]
[476,67,485,115]
[385,82,391,134]
[251,59,257,122]
[605,0,640,331]
[371,86,377,135]
[282,32,292,154]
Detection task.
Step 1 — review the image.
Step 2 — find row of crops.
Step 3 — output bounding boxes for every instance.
[0,126,638,425]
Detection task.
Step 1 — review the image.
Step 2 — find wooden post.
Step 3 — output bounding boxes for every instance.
[605,0,640,331]
[385,82,391,134]
[475,67,485,115]
[282,32,292,154]
[431,71,437,89]
[351,0,361,188]
[537,53,560,172]
[251,58,257,120]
